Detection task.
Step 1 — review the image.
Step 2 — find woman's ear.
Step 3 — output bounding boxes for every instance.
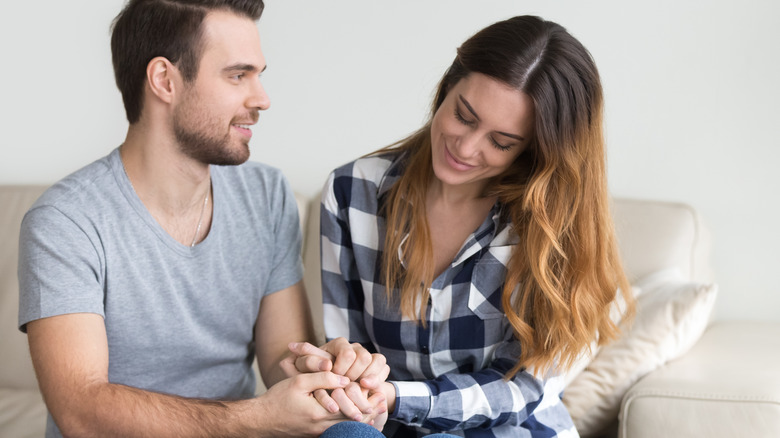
[145,56,179,104]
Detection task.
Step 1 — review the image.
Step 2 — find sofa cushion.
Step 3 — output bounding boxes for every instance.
[619,321,780,438]
[563,270,717,436]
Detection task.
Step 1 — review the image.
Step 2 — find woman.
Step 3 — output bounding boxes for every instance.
[320,15,633,437]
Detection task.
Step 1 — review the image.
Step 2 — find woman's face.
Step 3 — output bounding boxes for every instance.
[430,73,535,194]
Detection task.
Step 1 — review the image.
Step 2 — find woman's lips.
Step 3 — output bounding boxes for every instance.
[444,145,475,171]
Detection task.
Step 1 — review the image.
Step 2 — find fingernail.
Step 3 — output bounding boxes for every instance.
[319,360,329,371]
[339,376,350,386]
[353,414,363,422]
[328,403,339,413]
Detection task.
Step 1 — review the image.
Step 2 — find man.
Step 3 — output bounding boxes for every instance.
[18,0,385,436]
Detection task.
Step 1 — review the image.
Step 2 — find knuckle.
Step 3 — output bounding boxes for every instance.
[341,349,357,362]
[371,353,387,365]
[356,349,371,362]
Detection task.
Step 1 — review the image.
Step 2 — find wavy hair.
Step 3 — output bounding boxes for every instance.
[378,15,633,378]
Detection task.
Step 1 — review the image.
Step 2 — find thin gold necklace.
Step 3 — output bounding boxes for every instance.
[190,184,210,247]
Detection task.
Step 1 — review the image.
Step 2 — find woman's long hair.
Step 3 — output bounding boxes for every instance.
[377,15,634,378]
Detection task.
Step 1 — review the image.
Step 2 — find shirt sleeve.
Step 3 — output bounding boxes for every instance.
[265,173,305,295]
[389,326,565,432]
[18,205,105,332]
[319,171,375,351]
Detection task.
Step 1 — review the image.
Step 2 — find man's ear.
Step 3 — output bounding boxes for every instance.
[146,56,180,104]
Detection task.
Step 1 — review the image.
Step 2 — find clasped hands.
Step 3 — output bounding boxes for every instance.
[279,338,392,429]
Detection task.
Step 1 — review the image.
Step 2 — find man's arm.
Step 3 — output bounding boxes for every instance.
[254,280,317,387]
[27,312,351,437]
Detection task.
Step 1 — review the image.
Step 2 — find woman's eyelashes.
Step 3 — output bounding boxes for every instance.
[490,138,513,151]
[453,106,514,152]
[454,106,474,126]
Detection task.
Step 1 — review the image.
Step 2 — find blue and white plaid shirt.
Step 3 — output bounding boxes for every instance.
[320,152,578,437]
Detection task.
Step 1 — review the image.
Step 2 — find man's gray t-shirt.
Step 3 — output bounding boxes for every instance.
[18,148,303,434]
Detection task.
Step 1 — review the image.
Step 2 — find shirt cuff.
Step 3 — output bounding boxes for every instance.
[388,381,432,427]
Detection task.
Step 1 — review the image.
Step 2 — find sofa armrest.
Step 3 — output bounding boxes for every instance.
[619,321,780,438]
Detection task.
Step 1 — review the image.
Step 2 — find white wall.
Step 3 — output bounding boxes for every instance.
[1,1,778,322]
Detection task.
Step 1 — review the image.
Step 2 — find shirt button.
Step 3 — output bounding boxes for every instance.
[421,345,429,354]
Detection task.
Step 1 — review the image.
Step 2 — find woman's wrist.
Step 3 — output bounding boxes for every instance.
[380,382,397,414]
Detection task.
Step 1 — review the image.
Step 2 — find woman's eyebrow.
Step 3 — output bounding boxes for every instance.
[458,95,481,121]
[459,95,526,141]
[497,131,524,141]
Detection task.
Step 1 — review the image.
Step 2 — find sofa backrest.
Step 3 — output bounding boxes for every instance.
[0,185,48,391]
[611,197,712,284]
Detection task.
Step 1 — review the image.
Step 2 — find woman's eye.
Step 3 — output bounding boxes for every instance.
[491,138,512,152]
[453,108,474,126]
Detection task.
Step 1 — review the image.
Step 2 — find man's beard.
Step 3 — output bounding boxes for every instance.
[172,91,254,166]
[174,119,250,166]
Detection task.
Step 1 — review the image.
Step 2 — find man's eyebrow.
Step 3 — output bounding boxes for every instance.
[222,63,267,73]
[459,94,526,142]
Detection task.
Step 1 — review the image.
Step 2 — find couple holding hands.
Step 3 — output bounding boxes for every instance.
[18,0,631,437]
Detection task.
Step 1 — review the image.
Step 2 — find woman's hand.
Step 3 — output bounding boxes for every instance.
[279,339,390,427]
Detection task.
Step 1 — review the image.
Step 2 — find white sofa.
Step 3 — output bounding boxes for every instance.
[1,185,778,437]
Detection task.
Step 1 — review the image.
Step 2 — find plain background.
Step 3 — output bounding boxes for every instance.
[1,1,778,322]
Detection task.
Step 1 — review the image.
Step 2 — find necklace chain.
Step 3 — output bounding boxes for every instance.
[190,184,210,247]
[120,153,210,248]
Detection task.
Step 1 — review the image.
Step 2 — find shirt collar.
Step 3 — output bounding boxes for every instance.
[376,150,408,200]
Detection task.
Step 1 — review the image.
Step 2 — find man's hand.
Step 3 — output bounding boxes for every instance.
[280,339,390,428]
[258,371,358,436]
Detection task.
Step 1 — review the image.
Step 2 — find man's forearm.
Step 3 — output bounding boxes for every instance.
[53,381,265,438]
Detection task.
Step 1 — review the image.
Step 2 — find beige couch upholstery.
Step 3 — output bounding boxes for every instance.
[2,185,778,437]
[0,186,48,438]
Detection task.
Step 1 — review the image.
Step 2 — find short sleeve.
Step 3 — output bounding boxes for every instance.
[264,175,304,295]
[18,205,105,332]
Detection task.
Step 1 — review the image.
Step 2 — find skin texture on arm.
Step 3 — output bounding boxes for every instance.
[27,312,353,437]
[254,280,317,388]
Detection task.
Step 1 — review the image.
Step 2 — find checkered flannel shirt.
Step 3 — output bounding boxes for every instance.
[320,152,578,437]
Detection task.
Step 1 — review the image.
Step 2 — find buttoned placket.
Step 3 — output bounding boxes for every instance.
[421,204,505,377]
